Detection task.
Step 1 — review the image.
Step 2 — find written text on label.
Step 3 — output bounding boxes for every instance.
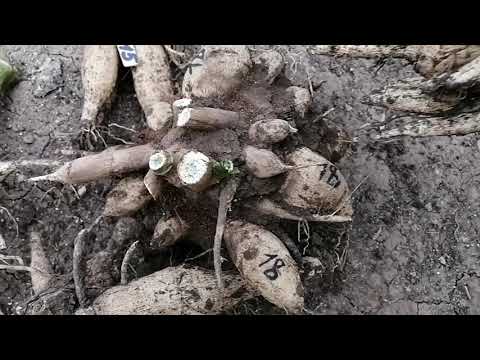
[117,45,138,67]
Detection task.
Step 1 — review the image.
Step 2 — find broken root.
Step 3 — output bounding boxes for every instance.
[213,177,240,291]
[73,215,103,308]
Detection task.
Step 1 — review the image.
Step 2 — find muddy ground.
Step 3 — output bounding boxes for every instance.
[1,45,479,315]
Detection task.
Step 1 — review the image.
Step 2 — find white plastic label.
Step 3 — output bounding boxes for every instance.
[117,45,138,67]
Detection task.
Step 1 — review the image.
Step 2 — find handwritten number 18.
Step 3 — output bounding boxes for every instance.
[259,254,285,281]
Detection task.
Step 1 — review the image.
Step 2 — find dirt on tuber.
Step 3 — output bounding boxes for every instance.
[182,45,252,99]
[103,175,152,217]
[249,119,298,145]
[76,265,255,315]
[151,216,189,249]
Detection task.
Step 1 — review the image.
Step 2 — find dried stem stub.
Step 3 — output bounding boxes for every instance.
[176,107,242,131]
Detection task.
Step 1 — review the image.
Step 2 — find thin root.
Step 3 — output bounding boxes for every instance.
[0,206,19,239]
[213,177,239,291]
[73,215,103,308]
[121,240,140,285]
[0,254,25,266]
[330,175,369,217]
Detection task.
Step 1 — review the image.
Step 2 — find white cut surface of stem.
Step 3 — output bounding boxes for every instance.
[177,151,210,185]
[173,98,192,110]
[177,107,192,127]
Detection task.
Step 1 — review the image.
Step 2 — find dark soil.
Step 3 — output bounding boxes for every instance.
[1,45,480,315]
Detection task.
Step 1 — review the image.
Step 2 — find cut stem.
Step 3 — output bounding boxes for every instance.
[176,107,243,130]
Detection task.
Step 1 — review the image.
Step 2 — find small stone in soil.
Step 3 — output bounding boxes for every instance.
[33,57,63,98]
[77,186,87,197]
[23,134,35,144]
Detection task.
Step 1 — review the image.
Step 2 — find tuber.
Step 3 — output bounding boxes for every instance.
[103,175,152,217]
[76,265,255,315]
[279,147,349,212]
[151,216,189,249]
[285,86,312,118]
[28,143,155,184]
[144,169,164,200]
[81,45,119,126]
[252,49,284,85]
[182,45,252,98]
[132,45,174,132]
[243,146,293,178]
[248,119,297,145]
[224,221,304,314]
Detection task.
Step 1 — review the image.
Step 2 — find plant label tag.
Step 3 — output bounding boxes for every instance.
[117,45,138,67]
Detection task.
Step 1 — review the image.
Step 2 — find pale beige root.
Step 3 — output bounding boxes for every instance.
[120,241,140,285]
[176,150,217,192]
[224,221,304,314]
[182,45,252,98]
[73,215,103,308]
[77,265,255,315]
[132,45,174,132]
[213,177,239,290]
[279,147,349,212]
[28,143,155,184]
[248,119,298,145]
[144,169,164,200]
[441,55,480,89]
[243,146,293,178]
[366,77,459,114]
[150,216,189,249]
[254,198,352,223]
[81,45,118,125]
[374,111,480,139]
[29,230,54,295]
[285,86,312,118]
[103,175,152,217]
[176,107,244,130]
[252,49,284,84]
